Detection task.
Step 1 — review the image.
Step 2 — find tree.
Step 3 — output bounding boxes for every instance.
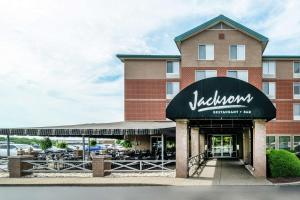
[39,137,52,150]
[89,139,97,146]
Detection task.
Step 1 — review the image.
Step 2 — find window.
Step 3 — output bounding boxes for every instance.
[262,82,276,99]
[198,44,214,60]
[263,61,276,78]
[266,136,275,149]
[279,136,291,150]
[227,70,248,82]
[166,82,179,99]
[294,83,300,99]
[293,103,300,120]
[293,62,300,78]
[166,61,180,78]
[294,136,300,151]
[229,45,245,60]
[195,70,217,81]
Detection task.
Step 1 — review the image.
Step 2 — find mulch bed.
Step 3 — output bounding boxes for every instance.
[268,177,300,183]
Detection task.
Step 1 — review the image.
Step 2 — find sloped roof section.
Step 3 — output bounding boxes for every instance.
[174,15,269,50]
[116,54,181,62]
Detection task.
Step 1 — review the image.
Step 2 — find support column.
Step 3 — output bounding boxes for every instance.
[7,134,10,157]
[191,128,199,157]
[253,120,267,177]
[199,132,205,154]
[176,119,189,178]
[82,135,85,161]
[243,128,250,164]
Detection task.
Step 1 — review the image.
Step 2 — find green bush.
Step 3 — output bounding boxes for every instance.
[89,139,97,146]
[116,139,132,148]
[39,137,52,150]
[55,141,67,149]
[267,149,300,178]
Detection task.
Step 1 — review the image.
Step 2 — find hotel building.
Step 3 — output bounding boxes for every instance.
[117,15,300,177]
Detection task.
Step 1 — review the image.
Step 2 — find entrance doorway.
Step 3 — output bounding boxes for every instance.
[208,135,236,158]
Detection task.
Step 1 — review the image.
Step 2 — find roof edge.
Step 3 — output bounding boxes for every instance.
[263,55,300,60]
[174,14,269,50]
[116,54,181,61]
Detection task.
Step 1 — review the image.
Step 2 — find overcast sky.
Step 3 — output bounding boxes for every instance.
[0,0,299,128]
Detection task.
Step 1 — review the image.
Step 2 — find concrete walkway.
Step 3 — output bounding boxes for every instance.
[0,159,271,186]
[190,158,270,185]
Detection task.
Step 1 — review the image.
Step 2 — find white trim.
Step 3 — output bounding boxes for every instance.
[293,61,300,78]
[293,82,300,99]
[229,44,246,61]
[198,43,214,61]
[195,70,217,81]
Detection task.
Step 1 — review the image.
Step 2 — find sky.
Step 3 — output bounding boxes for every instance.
[0,0,299,128]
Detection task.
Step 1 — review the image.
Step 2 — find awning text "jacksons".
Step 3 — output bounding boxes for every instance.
[189,90,253,112]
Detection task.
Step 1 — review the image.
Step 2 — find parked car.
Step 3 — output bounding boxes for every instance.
[0,144,41,157]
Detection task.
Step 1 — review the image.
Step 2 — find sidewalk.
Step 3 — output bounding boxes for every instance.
[0,176,271,186]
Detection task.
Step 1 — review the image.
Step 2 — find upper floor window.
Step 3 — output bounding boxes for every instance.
[262,82,276,99]
[263,61,276,78]
[294,61,300,78]
[195,70,217,81]
[293,103,300,120]
[166,61,180,78]
[229,45,245,60]
[198,44,214,60]
[294,82,300,99]
[227,70,248,82]
[166,82,179,99]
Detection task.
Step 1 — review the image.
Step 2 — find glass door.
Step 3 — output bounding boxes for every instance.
[210,135,233,157]
[212,136,222,157]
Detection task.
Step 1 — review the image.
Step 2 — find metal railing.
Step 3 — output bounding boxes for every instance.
[105,160,176,172]
[21,160,92,173]
[0,158,8,172]
[188,153,206,175]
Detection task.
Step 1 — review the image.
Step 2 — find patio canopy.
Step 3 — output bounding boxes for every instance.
[0,121,175,137]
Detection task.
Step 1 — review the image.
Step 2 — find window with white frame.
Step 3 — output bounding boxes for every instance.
[294,62,300,78]
[263,61,276,78]
[294,82,300,99]
[229,45,245,60]
[262,82,276,99]
[195,70,217,81]
[294,136,300,151]
[166,61,180,78]
[279,136,291,150]
[227,70,248,82]
[198,44,214,60]
[166,82,179,99]
[293,103,300,120]
[266,136,275,149]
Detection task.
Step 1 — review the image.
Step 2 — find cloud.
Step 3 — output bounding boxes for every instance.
[0,0,299,127]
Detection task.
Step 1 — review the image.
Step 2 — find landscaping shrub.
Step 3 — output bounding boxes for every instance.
[55,141,67,149]
[89,139,97,146]
[267,149,300,178]
[39,137,52,150]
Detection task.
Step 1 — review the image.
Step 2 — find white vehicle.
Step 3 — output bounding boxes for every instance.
[0,144,41,157]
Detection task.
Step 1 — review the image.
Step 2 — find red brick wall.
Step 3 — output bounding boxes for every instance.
[267,121,300,134]
[125,79,166,99]
[181,67,262,89]
[125,79,166,120]
[275,80,293,99]
[125,100,166,120]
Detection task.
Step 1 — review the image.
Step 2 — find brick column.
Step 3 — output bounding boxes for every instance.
[191,127,199,157]
[199,133,205,154]
[92,155,111,177]
[253,120,267,177]
[176,119,189,178]
[8,155,33,178]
